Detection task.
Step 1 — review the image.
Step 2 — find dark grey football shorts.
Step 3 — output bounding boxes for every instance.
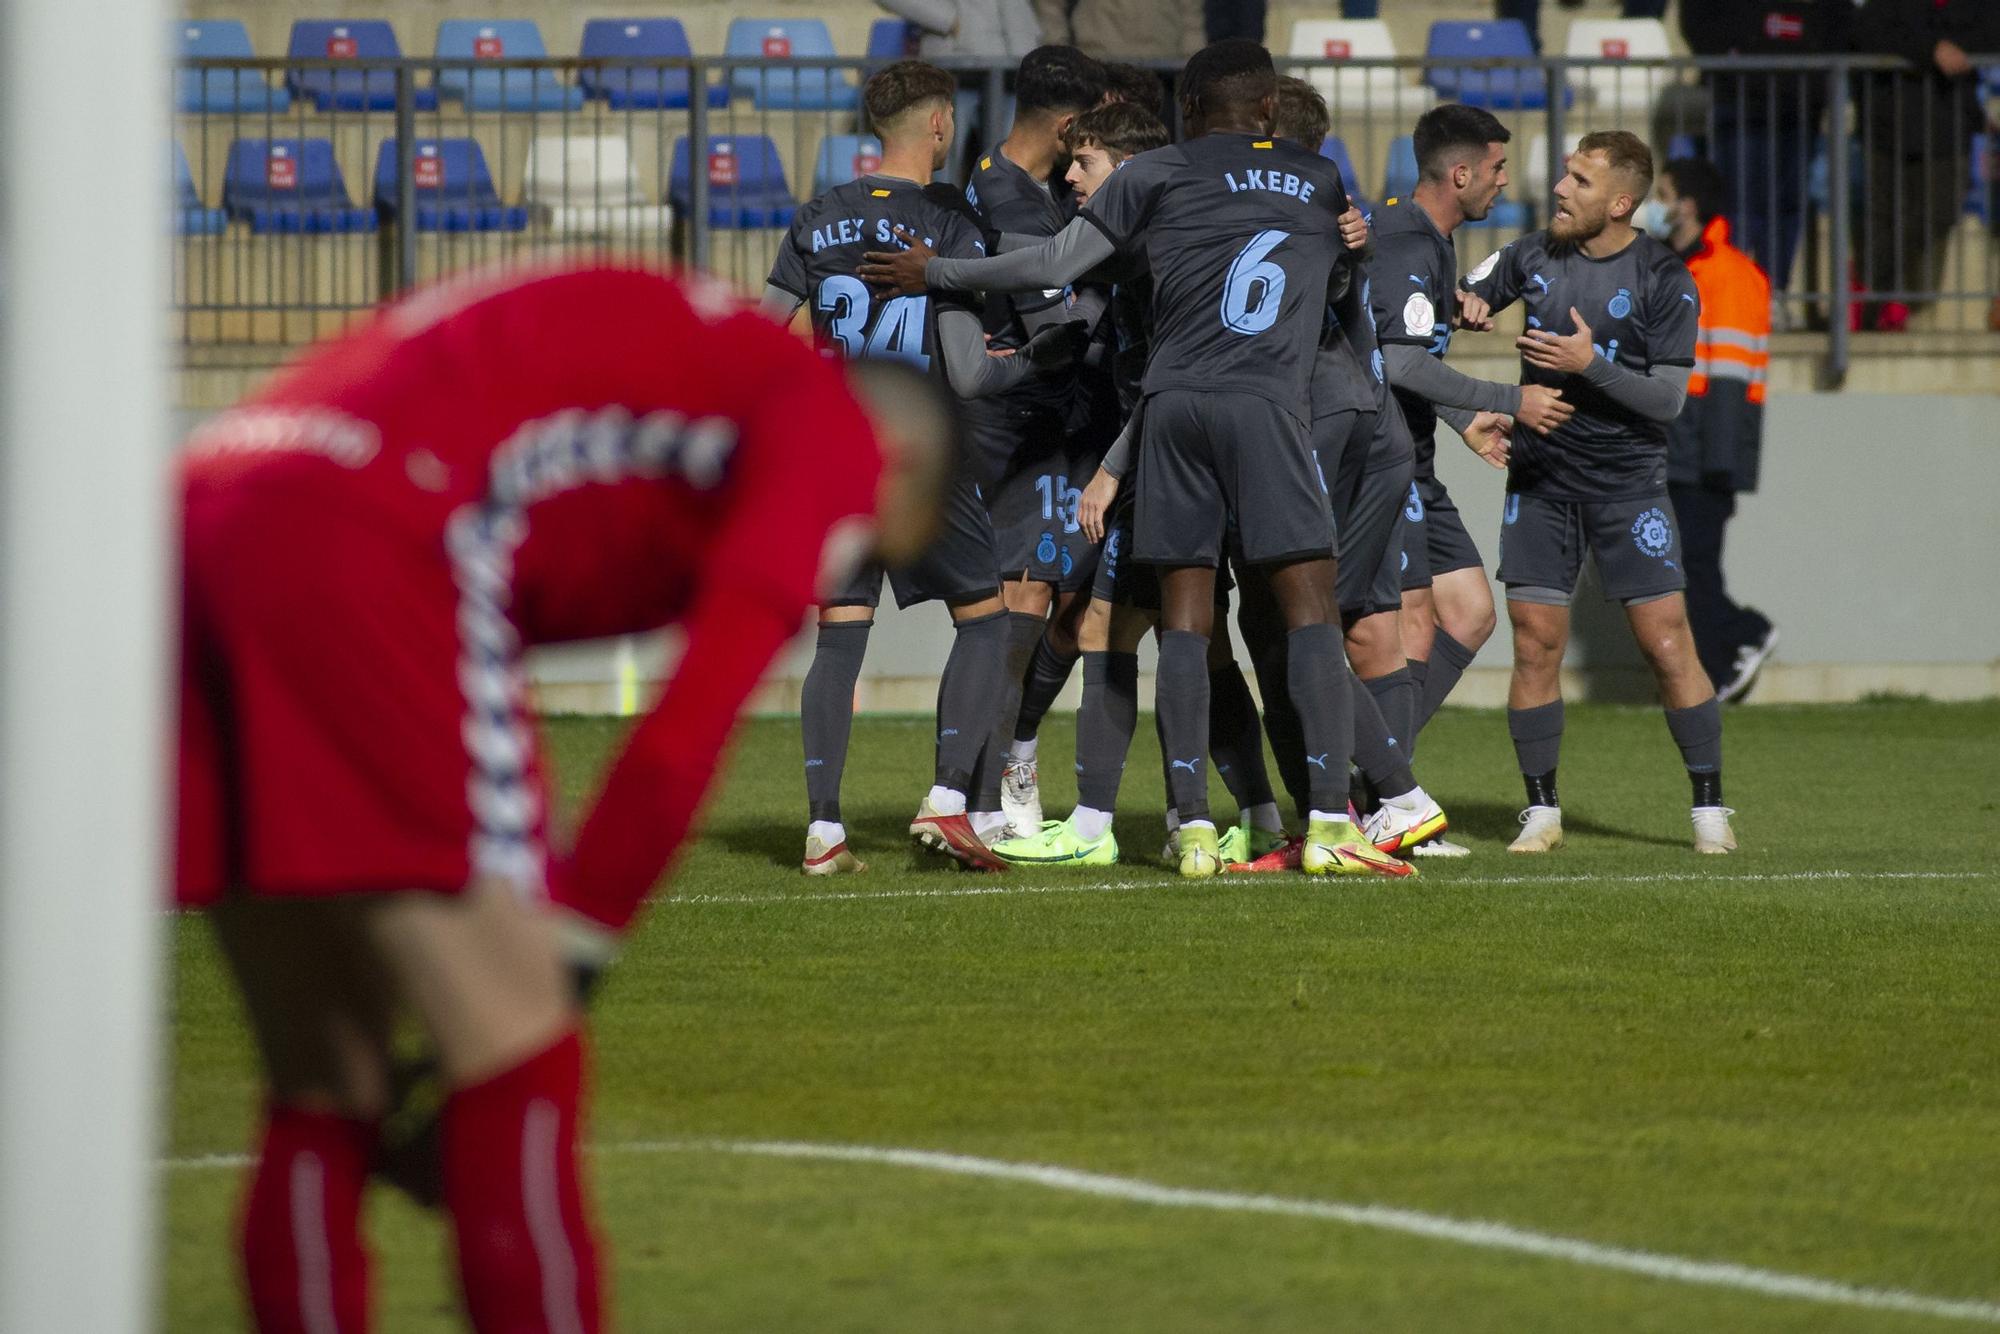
[1133,389,1331,568]
[1092,479,1235,612]
[1497,490,1687,606]
[829,472,999,610]
[982,405,1106,593]
[1399,473,1484,592]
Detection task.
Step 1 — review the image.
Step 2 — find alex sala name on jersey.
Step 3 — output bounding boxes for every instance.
[810,217,936,252]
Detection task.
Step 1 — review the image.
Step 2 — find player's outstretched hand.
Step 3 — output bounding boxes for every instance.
[859,226,936,295]
[1462,412,1512,469]
[1515,384,1574,435]
[1456,291,1495,331]
[1337,206,1370,254]
[1077,466,1118,544]
[1517,307,1596,374]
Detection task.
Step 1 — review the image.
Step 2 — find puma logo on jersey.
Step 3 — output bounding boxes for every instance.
[1170,758,1200,774]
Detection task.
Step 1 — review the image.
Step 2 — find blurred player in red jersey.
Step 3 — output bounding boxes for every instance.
[176,261,954,1334]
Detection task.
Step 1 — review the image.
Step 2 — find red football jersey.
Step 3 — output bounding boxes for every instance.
[179,262,881,923]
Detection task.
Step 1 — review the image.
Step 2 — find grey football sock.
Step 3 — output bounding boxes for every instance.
[1664,698,1724,807]
[1415,631,1477,737]
[801,621,870,823]
[1155,629,1213,823]
[1013,635,1080,743]
[969,611,1046,811]
[1239,595,1309,821]
[935,610,1010,795]
[1075,650,1139,813]
[1208,660,1275,811]
[1349,673,1416,800]
[1362,668,1417,760]
[1508,701,1566,806]
[1286,623,1355,814]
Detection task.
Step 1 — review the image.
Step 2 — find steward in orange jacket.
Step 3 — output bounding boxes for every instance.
[1670,214,1769,492]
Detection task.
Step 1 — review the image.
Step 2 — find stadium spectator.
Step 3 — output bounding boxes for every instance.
[876,0,1040,58]
[1646,157,1780,701]
[1035,0,1204,63]
[176,262,953,1333]
[1677,0,1853,297]
[1850,0,2000,330]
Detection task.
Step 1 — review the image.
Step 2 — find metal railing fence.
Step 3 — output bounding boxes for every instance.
[172,53,2000,380]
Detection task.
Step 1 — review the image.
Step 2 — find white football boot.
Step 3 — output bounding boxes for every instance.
[801,832,865,876]
[1508,806,1565,853]
[1692,806,1738,854]
[1000,757,1043,840]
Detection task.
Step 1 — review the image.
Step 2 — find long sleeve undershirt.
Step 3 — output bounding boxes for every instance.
[926,216,1118,295]
[1382,343,1522,416]
[1581,356,1691,423]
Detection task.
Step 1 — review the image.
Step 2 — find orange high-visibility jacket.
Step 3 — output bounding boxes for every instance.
[1668,215,1770,493]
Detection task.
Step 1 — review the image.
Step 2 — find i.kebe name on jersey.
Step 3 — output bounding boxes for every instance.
[809,217,935,252]
[1222,167,1319,203]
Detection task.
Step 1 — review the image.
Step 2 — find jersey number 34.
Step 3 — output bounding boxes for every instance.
[817,275,929,369]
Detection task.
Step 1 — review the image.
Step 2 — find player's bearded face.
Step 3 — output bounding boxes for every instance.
[1066,145,1116,204]
[1550,151,1614,243]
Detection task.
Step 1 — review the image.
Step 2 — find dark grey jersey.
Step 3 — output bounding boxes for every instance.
[767,176,985,385]
[964,150,1073,418]
[1082,133,1351,421]
[1463,230,1699,500]
[1365,196,1459,478]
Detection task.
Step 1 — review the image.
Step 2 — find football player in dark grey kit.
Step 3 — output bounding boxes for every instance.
[955,45,1107,844]
[861,41,1410,880]
[1458,130,1736,856]
[765,60,1057,876]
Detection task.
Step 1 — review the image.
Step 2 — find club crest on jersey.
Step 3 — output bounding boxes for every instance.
[1060,546,1074,578]
[1037,532,1058,565]
[1607,287,1633,320]
[1631,506,1673,558]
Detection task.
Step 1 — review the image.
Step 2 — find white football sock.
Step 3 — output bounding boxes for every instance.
[1007,737,1039,765]
[1181,818,1216,833]
[1072,806,1112,841]
[971,810,1009,840]
[808,820,846,845]
[926,786,967,816]
[1309,808,1354,826]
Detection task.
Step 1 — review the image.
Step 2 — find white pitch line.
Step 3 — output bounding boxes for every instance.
[667,868,1988,908]
[163,1135,2000,1325]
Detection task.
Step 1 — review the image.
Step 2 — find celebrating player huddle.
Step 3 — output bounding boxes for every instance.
[791,40,1735,879]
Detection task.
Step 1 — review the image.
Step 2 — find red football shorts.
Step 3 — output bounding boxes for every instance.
[176,472,550,908]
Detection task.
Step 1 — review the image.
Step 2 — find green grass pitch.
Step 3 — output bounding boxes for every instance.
[164,700,2000,1331]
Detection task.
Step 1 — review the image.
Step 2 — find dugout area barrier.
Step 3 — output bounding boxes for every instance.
[172,53,2000,383]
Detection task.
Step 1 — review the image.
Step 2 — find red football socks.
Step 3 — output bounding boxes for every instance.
[442,1030,603,1333]
[240,1104,377,1334]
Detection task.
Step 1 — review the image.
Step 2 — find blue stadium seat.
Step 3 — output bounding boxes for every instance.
[1968,133,1994,224]
[1318,135,1370,214]
[867,19,916,60]
[174,143,228,235]
[1424,20,1570,110]
[373,139,528,232]
[222,139,376,234]
[434,20,583,112]
[669,135,797,228]
[812,134,884,194]
[577,19,726,110]
[175,21,291,114]
[285,21,439,112]
[1382,135,1418,201]
[724,19,859,111]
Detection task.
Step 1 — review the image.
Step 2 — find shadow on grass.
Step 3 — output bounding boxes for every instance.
[1445,799,1687,849]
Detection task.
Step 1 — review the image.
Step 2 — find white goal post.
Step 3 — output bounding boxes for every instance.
[0,0,169,1328]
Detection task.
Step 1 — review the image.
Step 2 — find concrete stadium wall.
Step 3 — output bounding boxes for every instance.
[520,390,2000,712]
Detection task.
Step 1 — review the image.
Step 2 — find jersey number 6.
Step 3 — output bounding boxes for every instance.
[1219,230,1290,336]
